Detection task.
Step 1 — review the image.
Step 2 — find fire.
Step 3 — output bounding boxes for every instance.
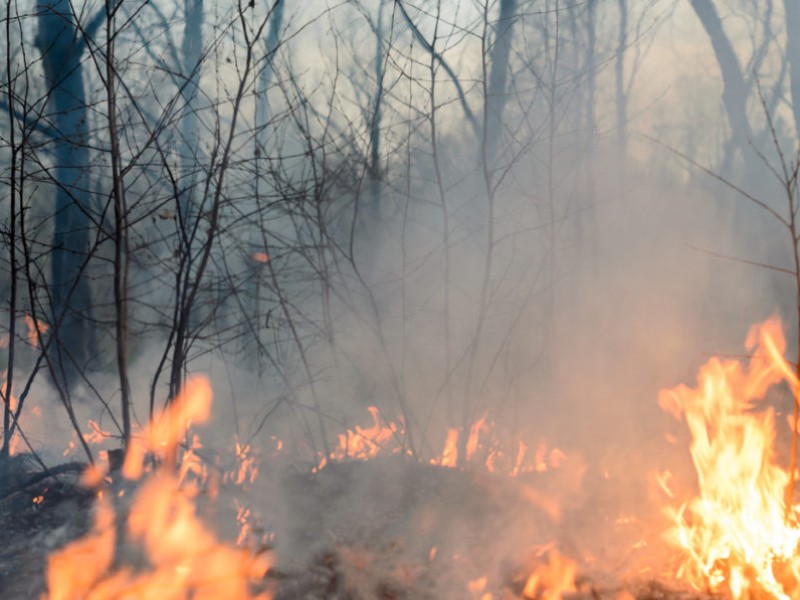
[316,406,404,469]
[0,371,21,455]
[460,545,577,600]
[46,497,116,600]
[226,440,259,486]
[522,548,577,600]
[42,375,272,600]
[23,314,48,348]
[225,439,263,546]
[315,405,564,479]
[431,428,459,468]
[659,316,800,599]
[0,314,48,350]
[534,442,566,473]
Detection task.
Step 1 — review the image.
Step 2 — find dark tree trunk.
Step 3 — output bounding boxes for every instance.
[689,0,753,166]
[784,0,800,140]
[485,0,518,164]
[181,0,204,207]
[35,0,96,387]
[369,0,386,215]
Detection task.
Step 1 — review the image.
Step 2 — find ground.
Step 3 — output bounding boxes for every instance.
[0,454,704,599]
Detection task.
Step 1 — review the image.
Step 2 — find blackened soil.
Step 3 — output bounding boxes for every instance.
[0,455,93,599]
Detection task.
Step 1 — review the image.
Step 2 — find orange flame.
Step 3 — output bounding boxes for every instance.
[122,376,212,480]
[314,406,403,470]
[84,420,110,446]
[659,316,800,598]
[42,375,272,599]
[431,428,459,468]
[522,548,577,600]
[24,314,48,348]
[226,440,259,487]
[467,413,489,461]
[45,496,116,600]
[0,371,21,455]
[316,406,571,481]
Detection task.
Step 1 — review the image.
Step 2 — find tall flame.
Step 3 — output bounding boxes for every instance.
[43,375,271,600]
[659,316,800,599]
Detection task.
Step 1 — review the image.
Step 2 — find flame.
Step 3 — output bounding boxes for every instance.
[84,420,111,446]
[45,496,117,600]
[252,252,270,263]
[177,434,207,485]
[123,375,212,480]
[659,316,800,599]
[60,420,122,459]
[316,406,567,480]
[309,405,418,471]
[467,413,489,460]
[522,548,577,600]
[220,440,263,547]
[226,440,259,487]
[24,314,48,348]
[0,371,21,455]
[431,428,459,468]
[0,315,48,351]
[42,375,272,599]
[467,575,489,595]
[534,441,566,473]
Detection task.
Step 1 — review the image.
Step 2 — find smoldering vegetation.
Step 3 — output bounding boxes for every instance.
[1,0,800,597]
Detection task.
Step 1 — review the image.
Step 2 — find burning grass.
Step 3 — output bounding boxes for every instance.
[658,316,800,599]
[41,376,273,600]
[9,317,800,598]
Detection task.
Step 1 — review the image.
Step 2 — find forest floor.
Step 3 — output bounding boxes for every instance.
[0,454,705,600]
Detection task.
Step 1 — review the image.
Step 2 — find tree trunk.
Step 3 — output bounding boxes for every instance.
[181,0,204,211]
[784,0,800,140]
[35,0,95,388]
[369,0,386,216]
[689,0,753,166]
[485,0,518,164]
[615,0,627,152]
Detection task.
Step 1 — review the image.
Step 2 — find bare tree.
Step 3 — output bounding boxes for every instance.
[34,0,104,388]
[688,0,759,176]
[784,0,800,140]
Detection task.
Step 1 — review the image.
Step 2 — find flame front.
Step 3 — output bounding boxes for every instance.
[659,316,800,599]
[315,405,562,479]
[43,375,271,600]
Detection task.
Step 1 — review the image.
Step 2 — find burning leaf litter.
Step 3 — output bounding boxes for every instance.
[17,317,800,599]
[313,406,564,479]
[35,380,583,600]
[42,375,273,600]
[659,316,800,599]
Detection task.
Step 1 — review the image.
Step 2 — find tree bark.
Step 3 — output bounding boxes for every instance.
[181,0,204,211]
[35,0,96,388]
[485,0,518,163]
[689,0,753,161]
[784,0,800,140]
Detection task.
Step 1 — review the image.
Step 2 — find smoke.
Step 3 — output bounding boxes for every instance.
[7,0,800,597]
